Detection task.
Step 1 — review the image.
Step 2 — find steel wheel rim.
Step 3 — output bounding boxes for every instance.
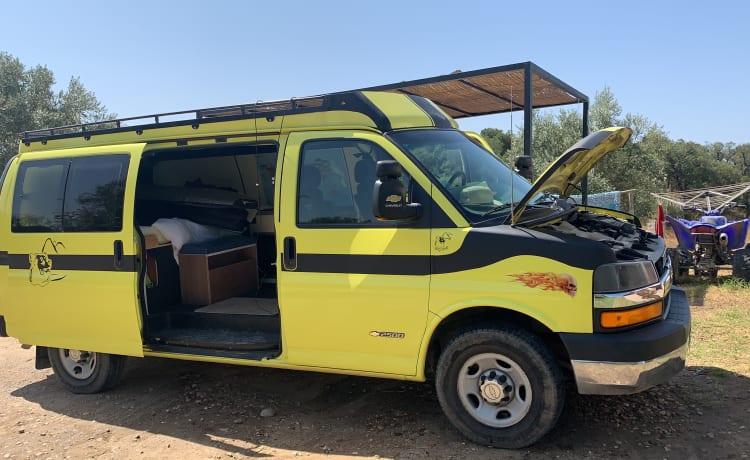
[58,349,97,380]
[456,352,532,428]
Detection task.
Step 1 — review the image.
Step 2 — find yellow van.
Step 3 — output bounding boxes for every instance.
[0,91,690,448]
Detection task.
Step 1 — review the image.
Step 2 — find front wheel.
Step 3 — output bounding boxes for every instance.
[435,328,564,448]
[47,348,126,394]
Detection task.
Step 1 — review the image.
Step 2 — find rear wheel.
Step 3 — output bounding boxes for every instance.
[732,246,750,281]
[47,348,126,394]
[435,327,564,448]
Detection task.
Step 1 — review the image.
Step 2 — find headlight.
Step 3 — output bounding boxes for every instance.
[593,261,658,293]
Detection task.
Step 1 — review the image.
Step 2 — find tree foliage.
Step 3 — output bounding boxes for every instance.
[0,52,113,168]
[476,86,750,219]
[479,128,511,158]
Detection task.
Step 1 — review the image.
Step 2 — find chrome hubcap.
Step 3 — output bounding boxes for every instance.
[479,369,514,405]
[457,353,532,428]
[58,349,97,380]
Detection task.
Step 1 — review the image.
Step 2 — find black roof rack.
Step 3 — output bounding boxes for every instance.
[20,94,329,143]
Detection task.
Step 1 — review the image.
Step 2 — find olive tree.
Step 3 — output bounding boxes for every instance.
[0,52,113,168]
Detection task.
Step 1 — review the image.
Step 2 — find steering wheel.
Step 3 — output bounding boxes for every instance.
[447,171,467,187]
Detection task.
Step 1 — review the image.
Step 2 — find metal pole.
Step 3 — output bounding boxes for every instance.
[581,100,590,205]
[524,62,533,162]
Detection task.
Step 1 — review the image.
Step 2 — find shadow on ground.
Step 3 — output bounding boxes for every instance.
[11,357,750,458]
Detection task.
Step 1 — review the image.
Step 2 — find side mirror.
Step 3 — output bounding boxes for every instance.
[514,155,533,180]
[372,160,422,221]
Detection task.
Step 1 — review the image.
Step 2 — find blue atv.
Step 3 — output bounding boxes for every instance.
[666,209,750,280]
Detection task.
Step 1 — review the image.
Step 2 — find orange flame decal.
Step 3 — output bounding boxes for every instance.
[509,272,577,297]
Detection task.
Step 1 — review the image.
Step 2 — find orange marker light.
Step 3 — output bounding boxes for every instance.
[601,301,663,329]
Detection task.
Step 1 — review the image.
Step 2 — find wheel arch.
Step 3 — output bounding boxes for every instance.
[423,306,573,383]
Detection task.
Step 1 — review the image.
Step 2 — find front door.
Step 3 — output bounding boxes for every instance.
[2,144,145,356]
[277,131,431,376]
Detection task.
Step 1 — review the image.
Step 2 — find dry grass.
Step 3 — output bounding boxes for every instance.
[680,278,750,376]
[653,217,750,376]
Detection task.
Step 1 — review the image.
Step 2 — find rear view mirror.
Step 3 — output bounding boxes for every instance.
[372,160,422,221]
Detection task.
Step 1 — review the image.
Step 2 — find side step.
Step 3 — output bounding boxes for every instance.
[146,343,280,361]
[150,327,279,351]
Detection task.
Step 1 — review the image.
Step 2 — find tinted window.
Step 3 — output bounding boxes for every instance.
[297,139,409,225]
[63,155,129,231]
[12,154,129,233]
[12,159,67,232]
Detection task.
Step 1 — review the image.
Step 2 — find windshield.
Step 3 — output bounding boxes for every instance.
[390,129,535,221]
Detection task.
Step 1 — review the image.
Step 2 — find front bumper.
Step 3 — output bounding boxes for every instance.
[561,287,691,395]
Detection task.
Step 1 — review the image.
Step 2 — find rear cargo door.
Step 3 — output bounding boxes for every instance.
[2,144,146,356]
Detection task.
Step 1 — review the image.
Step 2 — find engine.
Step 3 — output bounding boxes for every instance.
[549,211,666,271]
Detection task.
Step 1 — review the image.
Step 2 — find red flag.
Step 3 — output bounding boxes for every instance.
[656,204,664,237]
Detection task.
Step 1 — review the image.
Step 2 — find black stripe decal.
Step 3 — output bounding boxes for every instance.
[8,254,137,272]
[431,227,614,273]
[287,227,616,275]
[297,253,430,276]
[0,251,8,266]
[336,93,392,132]
[408,96,454,129]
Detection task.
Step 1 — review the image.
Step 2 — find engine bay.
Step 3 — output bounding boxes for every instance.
[549,210,665,268]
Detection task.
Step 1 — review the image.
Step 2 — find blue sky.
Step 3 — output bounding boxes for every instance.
[2,1,749,144]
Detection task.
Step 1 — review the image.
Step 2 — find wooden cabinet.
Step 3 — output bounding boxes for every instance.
[179,242,258,305]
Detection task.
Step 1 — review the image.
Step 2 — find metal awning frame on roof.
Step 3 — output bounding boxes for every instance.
[359,61,590,160]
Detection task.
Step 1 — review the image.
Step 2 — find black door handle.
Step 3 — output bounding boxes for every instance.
[114,240,124,269]
[283,236,297,271]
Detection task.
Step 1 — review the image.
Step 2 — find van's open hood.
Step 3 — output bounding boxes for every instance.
[513,127,632,219]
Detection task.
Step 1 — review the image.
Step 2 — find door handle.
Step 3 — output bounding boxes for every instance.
[114,240,124,269]
[282,236,297,271]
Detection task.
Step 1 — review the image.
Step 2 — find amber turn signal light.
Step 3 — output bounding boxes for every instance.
[600,301,663,329]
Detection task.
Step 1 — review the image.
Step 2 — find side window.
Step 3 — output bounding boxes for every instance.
[12,154,129,233]
[12,159,67,232]
[63,155,129,231]
[297,139,410,225]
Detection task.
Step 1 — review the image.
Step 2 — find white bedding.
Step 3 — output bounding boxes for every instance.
[150,218,236,263]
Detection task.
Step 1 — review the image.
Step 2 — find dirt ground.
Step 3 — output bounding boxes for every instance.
[0,332,748,460]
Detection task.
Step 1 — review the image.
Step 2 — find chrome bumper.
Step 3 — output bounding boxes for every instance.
[563,255,691,395]
[571,343,687,395]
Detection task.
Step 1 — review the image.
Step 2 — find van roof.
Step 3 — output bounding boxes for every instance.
[18,91,455,153]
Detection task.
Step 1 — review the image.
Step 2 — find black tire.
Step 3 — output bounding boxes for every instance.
[732,246,750,281]
[104,355,128,390]
[667,248,690,283]
[435,327,564,449]
[47,348,126,394]
[667,248,680,283]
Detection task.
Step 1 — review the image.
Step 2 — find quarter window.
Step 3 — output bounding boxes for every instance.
[12,159,67,232]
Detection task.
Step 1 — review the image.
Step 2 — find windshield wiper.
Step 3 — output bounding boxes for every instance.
[481,202,519,217]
